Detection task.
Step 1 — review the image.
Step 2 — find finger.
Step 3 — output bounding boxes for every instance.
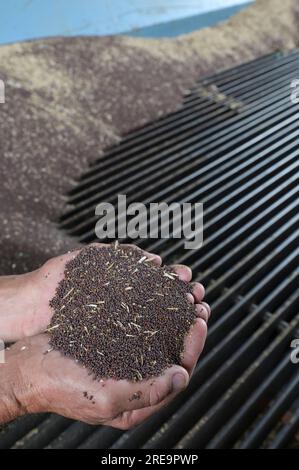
[200,301,211,319]
[107,384,182,430]
[181,318,207,376]
[119,243,162,266]
[104,365,189,415]
[195,303,210,323]
[170,264,192,282]
[51,248,81,267]
[191,282,205,304]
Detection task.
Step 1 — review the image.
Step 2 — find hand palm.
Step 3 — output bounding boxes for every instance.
[7,243,210,429]
[23,251,80,337]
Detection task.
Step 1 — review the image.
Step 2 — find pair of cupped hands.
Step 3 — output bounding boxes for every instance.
[1,243,210,429]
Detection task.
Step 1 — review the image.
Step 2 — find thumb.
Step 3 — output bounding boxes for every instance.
[107,365,189,415]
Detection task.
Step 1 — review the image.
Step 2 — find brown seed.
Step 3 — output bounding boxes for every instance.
[48,245,196,381]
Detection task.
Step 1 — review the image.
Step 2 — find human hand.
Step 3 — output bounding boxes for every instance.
[13,296,209,429]
[0,243,210,343]
[0,244,159,341]
[1,249,210,427]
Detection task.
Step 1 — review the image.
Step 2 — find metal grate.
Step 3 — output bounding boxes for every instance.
[2,49,299,449]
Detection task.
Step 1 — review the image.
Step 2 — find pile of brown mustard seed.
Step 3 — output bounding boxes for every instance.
[48,244,196,381]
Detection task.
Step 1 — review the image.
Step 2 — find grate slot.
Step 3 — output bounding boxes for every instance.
[149,155,299,261]
[0,415,48,449]
[79,427,123,450]
[12,415,71,449]
[176,320,299,449]
[46,421,96,449]
[267,405,299,449]
[144,305,299,449]
[69,114,298,240]
[113,291,299,449]
[81,52,299,181]
[62,86,298,227]
[239,371,299,449]
[69,113,298,226]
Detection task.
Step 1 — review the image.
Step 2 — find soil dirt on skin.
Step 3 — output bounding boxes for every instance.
[0,0,298,274]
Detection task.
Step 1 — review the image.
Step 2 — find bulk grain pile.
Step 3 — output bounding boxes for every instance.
[48,244,196,381]
[1,1,299,275]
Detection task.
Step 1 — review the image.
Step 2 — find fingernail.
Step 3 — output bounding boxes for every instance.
[201,302,211,316]
[172,373,187,392]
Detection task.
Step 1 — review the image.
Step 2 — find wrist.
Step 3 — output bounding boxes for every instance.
[0,272,39,342]
[0,340,29,423]
[0,336,49,424]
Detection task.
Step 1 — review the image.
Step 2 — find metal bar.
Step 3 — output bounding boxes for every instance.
[141,129,299,254]
[207,346,298,447]
[12,415,71,449]
[110,272,299,449]
[176,318,299,449]
[267,406,299,449]
[87,51,298,164]
[206,237,299,349]
[66,107,298,237]
[204,216,299,305]
[68,102,298,208]
[204,54,299,96]
[185,51,281,91]
[144,285,299,449]
[0,415,48,449]
[167,184,298,282]
[68,77,298,203]
[78,427,123,450]
[239,372,299,449]
[79,60,299,184]
[46,422,95,449]
[150,156,299,261]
